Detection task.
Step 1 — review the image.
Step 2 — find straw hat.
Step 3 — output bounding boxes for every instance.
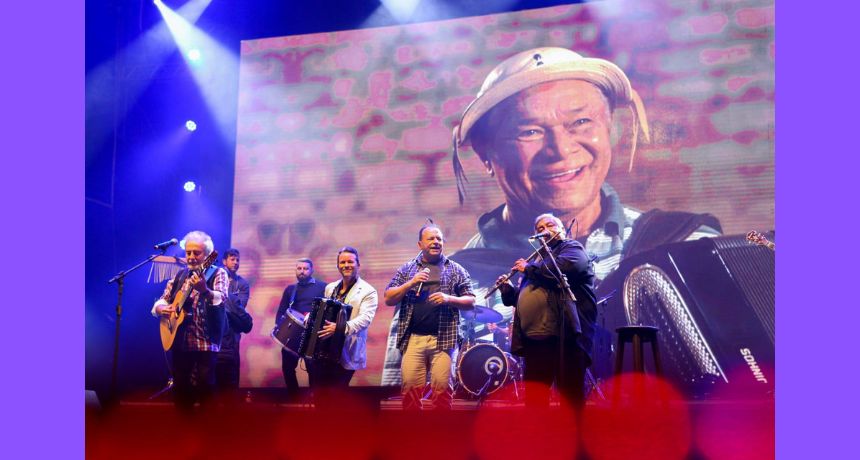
[452,47,650,203]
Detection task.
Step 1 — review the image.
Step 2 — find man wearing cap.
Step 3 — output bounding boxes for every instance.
[450,47,721,284]
[381,47,721,390]
[443,48,722,405]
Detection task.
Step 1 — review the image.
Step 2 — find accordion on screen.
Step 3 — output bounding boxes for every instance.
[298,297,353,363]
[593,233,775,399]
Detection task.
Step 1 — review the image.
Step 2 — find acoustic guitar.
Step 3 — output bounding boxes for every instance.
[159,250,218,351]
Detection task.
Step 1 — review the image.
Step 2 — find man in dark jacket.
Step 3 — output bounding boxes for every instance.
[215,248,253,402]
[495,214,597,410]
[275,258,326,400]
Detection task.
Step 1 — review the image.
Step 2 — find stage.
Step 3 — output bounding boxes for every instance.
[87,383,773,460]
[83,1,777,458]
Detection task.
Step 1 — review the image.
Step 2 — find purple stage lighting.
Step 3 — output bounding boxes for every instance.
[183,181,196,192]
[185,120,197,131]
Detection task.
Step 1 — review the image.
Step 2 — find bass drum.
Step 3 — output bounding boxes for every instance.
[271,309,306,357]
[457,343,513,396]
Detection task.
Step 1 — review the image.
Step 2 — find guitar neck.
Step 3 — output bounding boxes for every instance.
[747,231,775,251]
[170,250,218,310]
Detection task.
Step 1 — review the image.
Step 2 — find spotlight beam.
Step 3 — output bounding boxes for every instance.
[86,0,213,158]
[155,0,237,141]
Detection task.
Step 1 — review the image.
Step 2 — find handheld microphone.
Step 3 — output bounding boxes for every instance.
[527,231,551,240]
[415,268,431,296]
[154,238,179,250]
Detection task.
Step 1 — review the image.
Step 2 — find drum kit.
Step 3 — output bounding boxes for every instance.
[456,305,523,401]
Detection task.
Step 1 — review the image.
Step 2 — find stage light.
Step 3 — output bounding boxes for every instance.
[185,120,197,131]
[381,0,420,22]
[187,48,202,62]
[155,0,236,140]
[87,0,212,153]
[183,181,196,192]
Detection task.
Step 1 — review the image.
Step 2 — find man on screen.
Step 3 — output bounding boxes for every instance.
[450,47,721,281]
[382,47,722,388]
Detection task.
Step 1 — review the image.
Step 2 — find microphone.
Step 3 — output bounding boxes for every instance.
[154,238,179,250]
[415,268,431,296]
[528,231,551,240]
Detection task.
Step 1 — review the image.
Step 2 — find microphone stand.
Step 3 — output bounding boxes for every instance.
[106,249,167,406]
[475,363,501,409]
[535,235,577,405]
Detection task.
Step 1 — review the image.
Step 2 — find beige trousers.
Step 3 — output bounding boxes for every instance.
[400,334,454,410]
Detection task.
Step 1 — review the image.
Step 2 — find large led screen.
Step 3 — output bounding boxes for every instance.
[231,0,773,386]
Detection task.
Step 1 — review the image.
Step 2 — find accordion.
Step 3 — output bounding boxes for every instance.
[298,297,353,363]
[593,234,775,398]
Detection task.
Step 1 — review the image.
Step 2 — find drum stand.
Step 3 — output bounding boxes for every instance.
[452,317,477,398]
[148,377,174,400]
[148,347,175,400]
[585,291,615,402]
[474,374,496,408]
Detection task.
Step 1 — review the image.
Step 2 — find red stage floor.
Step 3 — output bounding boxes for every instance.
[87,385,774,460]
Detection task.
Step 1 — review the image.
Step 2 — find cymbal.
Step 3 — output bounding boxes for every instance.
[461,305,503,323]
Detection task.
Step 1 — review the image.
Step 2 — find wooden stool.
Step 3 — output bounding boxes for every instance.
[614,326,663,375]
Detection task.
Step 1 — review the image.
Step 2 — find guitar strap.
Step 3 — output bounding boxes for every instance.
[167,270,189,303]
[166,264,218,310]
[288,284,298,309]
[203,264,217,283]
[276,284,299,326]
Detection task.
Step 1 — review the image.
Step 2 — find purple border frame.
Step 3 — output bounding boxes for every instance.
[777,2,859,458]
[5,0,856,457]
[5,1,83,458]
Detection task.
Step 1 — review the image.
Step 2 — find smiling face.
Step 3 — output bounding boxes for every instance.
[417,227,444,263]
[477,80,613,220]
[534,215,566,241]
[337,252,359,282]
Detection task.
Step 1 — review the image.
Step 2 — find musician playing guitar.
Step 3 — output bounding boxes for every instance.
[151,230,229,411]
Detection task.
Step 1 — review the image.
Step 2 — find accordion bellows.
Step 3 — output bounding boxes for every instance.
[299,297,353,364]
